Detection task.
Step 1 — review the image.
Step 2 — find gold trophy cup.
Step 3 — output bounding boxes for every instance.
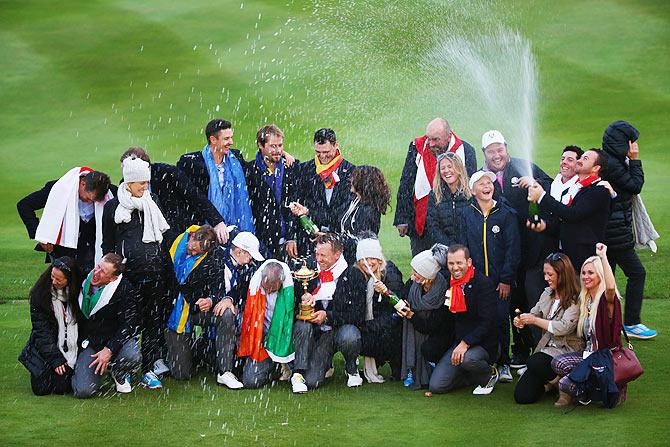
[292,260,318,321]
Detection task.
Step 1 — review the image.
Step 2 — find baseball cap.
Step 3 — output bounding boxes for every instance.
[232,232,264,261]
[482,130,506,149]
[468,170,497,190]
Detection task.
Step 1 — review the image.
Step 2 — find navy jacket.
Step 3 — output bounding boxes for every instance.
[568,349,619,408]
[463,199,521,286]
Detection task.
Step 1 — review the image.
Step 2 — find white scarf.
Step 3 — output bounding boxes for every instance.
[312,254,348,303]
[550,174,578,204]
[52,288,78,368]
[78,274,124,316]
[114,183,169,243]
[35,167,113,263]
[340,195,361,237]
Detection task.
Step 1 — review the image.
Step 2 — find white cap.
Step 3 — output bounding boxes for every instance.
[410,250,441,280]
[482,130,506,149]
[122,156,151,183]
[232,232,264,261]
[356,238,384,262]
[468,170,497,190]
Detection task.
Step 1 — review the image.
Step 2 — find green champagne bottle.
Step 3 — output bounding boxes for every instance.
[382,289,408,312]
[528,200,541,224]
[299,215,319,236]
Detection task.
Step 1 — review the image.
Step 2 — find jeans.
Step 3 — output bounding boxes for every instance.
[428,345,491,394]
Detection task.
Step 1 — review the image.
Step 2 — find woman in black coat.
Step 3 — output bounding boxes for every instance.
[19,257,82,395]
[426,152,471,247]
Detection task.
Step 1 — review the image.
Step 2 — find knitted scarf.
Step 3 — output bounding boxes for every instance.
[447,265,475,313]
[115,183,169,243]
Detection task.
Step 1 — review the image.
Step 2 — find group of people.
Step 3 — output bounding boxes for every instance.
[16,116,655,408]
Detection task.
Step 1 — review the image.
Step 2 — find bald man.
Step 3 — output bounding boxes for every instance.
[394,118,477,255]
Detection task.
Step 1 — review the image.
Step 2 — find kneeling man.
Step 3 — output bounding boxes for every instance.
[429,244,499,395]
[291,234,365,393]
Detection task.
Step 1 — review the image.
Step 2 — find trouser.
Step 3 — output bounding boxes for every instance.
[242,357,279,389]
[551,351,583,396]
[409,233,433,257]
[72,338,141,399]
[428,345,491,394]
[30,368,73,396]
[496,297,511,364]
[608,247,646,325]
[509,269,535,361]
[165,309,236,380]
[293,320,361,389]
[514,352,556,404]
[126,271,168,372]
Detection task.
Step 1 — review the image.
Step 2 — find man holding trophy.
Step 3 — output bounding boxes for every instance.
[290,233,366,393]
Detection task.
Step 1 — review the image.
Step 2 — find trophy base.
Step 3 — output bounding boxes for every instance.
[296,314,314,321]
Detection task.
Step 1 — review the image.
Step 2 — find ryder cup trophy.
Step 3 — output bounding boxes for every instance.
[292,260,318,321]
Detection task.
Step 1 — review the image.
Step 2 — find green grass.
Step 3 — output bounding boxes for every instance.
[0,0,669,445]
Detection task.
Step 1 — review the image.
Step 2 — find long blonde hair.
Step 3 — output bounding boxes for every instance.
[576,256,620,339]
[433,153,471,203]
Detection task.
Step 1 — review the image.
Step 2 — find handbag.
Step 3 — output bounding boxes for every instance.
[611,330,644,385]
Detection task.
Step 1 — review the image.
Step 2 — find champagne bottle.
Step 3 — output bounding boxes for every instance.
[382,289,408,312]
[528,200,541,224]
[298,215,319,236]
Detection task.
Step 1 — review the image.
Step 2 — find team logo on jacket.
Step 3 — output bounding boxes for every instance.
[492,225,500,234]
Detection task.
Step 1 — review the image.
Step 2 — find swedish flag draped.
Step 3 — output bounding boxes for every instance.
[167,225,208,334]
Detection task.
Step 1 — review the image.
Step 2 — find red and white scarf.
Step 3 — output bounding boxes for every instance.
[565,175,600,206]
[34,167,113,263]
[413,132,464,236]
[311,254,348,302]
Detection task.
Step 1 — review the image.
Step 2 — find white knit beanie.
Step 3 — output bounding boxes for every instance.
[411,249,440,280]
[122,156,151,183]
[356,238,384,262]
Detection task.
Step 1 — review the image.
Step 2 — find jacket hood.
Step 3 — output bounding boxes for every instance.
[602,120,639,160]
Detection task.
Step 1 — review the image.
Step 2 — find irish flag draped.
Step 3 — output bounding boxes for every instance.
[238,260,295,363]
[167,225,208,334]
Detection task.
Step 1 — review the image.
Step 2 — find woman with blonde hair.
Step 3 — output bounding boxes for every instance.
[550,243,623,406]
[426,153,470,247]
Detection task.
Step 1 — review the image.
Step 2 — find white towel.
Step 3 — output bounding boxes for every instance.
[632,195,659,252]
[114,183,169,243]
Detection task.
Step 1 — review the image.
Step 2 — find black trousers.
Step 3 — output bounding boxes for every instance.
[509,269,536,361]
[608,247,646,326]
[127,271,168,372]
[31,369,72,396]
[514,352,556,404]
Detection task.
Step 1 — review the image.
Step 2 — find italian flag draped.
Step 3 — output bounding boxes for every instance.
[238,260,295,363]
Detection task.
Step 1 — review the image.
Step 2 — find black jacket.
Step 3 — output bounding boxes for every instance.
[463,199,521,286]
[167,245,227,310]
[489,157,554,268]
[244,156,299,259]
[426,190,469,247]
[601,121,644,251]
[448,270,498,361]
[394,140,477,237]
[365,261,404,329]
[16,180,118,272]
[77,277,140,355]
[101,195,165,274]
[568,349,619,408]
[340,202,381,264]
[295,158,355,254]
[539,182,612,271]
[149,162,223,244]
[300,264,367,329]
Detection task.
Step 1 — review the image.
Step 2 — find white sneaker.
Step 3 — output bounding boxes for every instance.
[517,366,528,377]
[291,373,308,394]
[499,364,513,383]
[279,363,292,381]
[324,367,335,379]
[217,371,243,389]
[347,371,363,388]
[473,367,498,395]
[152,358,170,376]
[113,373,132,393]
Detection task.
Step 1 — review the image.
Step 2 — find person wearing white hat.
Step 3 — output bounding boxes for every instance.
[394,118,477,257]
[480,130,553,371]
[462,168,520,383]
[101,155,170,390]
[353,235,404,383]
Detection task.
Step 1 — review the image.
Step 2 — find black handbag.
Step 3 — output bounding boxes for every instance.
[18,338,48,377]
[611,330,644,385]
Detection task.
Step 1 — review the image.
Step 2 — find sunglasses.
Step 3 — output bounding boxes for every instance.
[52,259,71,273]
[546,253,562,262]
[437,152,458,161]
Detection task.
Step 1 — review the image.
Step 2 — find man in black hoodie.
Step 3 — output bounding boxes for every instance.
[601,121,655,339]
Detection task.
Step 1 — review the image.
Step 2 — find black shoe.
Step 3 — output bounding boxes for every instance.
[510,356,527,369]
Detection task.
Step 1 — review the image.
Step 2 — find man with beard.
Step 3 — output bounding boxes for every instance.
[395,118,477,256]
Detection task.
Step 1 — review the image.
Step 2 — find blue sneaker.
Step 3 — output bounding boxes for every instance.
[624,324,657,340]
[141,371,162,389]
[403,370,414,387]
